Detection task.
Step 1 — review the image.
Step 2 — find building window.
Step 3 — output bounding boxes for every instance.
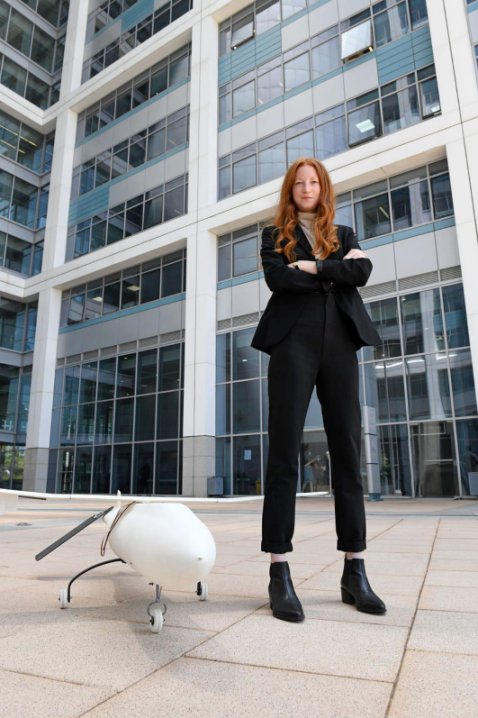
[77,45,191,141]
[68,174,188,259]
[72,108,189,199]
[218,225,262,281]
[82,0,192,81]
[60,250,186,327]
[218,0,428,124]
[0,299,37,351]
[219,68,440,199]
[353,162,452,240]
[52,344,184,495]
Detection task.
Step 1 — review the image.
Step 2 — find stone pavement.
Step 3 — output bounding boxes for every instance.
[1,496,478,717]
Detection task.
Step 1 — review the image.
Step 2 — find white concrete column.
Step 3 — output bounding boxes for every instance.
[24,287,62,491]
[60,0,90,99]
[439,0,478,123]
[182,229,217,496]
[41,109,78,269]
[188,11,219,214]
[446,134,478,396]
[181,8,219,496]
[427,0,460,119]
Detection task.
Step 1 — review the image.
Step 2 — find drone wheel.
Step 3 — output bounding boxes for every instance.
[198,582,208,601]
[150,608,164,633]
[58,588,69,609]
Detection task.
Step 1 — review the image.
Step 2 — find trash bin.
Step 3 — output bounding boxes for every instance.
[207,476,224,496]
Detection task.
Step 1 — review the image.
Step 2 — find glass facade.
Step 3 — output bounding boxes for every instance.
[0,52,60,107]
[60,249,186,327]
[82,0,193,81]
[19,0,69,28]
[0,363,31,435]
[1,4,65,72]
[219,0,428,124]
[71,107,189,198]
[219,66,439,198]
[51,343,184,494]
[67,173,188,259]
[336,160,453,240]
[220,0,427,56]
[0,110,54,172]
[0,230,43,276]
[87,0,139,37]
[216,283,477,498]
[0,1,67,108]
[76,44,191,141]
[0,169,49,229]
[0,297,37,351]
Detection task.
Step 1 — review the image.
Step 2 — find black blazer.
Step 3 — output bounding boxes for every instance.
[251,224,381,354]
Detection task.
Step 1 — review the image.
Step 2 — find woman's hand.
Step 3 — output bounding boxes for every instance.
[344,248,368,260]
[288,260,317,274]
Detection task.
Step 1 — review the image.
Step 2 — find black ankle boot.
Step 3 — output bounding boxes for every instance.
[340,558,386,615]
[268,561,305,623]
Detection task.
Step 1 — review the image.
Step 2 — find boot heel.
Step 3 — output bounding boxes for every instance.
[341,587,355,605]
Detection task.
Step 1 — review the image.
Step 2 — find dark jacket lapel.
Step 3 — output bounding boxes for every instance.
[294,224,344,259]
[294,225,314,257]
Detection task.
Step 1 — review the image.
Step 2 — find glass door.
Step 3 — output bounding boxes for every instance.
[411,421,458,497]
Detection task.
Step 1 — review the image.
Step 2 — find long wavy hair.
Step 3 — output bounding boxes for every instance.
[273,158,339,261]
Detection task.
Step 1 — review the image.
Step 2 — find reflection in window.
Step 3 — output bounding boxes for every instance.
[284,53,310,92]
[354,193,391,240]
[450,351,477,417]
[348,101,381,146]
[442,284,469,349]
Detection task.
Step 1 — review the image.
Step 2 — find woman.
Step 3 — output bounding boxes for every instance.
[251,158,386,623]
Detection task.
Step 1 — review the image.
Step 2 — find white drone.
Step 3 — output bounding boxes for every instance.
[0,488,325,633]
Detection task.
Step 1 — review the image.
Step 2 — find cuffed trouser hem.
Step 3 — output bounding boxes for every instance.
[337,540,366,552]
[261,541,293,553]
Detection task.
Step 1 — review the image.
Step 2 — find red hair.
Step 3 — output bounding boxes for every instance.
[273,158,339,261]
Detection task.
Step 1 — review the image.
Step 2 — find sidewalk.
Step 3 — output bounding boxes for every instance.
[1,497,477,717]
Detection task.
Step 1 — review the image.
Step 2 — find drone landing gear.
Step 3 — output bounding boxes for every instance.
[147,584,167,633]
[146,581,209,634]
[58,558,126,609]
[196,581,208,601]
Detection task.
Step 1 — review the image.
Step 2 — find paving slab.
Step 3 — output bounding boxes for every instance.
[388,650,478,718]
[408,610,478,655]
[2,498,478,717]
[0,668,113,718]
[419,585,478,613]
[188,613,408,682]
[0,621,213,690]
[424,569,478,588]
[82,657,392,718]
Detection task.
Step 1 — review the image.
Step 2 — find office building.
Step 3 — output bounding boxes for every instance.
[1,0,478,498]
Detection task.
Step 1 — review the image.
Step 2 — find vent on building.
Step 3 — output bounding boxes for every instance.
[359,280,397,299]
[82,350,98,361]
[398,271,439,291]
[56,358,65,367]
[160,330,182,344]
[139,336,158,348]
[118,341,137,353]
[217,319,232,331]
[100,345,117,357]
[65,354,81,365]
[232,312,260,327]
[341,20,373,63]
[440,266,462,281]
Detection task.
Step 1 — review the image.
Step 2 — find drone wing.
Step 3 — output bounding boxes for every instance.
[0,487,327,517]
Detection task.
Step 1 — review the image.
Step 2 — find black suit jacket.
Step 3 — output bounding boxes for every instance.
[251,224,381,354]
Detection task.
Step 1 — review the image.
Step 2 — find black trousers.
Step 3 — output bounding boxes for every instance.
[261,291,366,554]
